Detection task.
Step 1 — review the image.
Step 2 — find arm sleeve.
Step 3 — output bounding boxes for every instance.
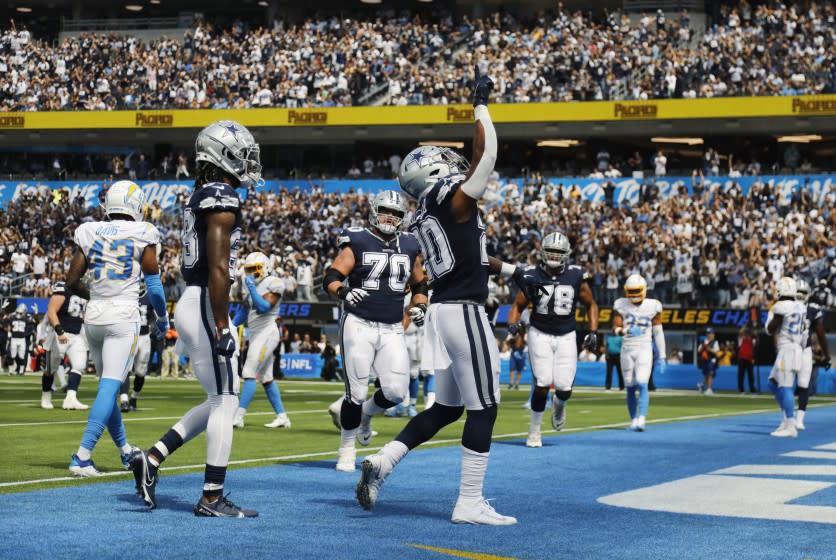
[231,304,249,327]
[459,105,498,200]
[143,274,168,318]
[247,281,273,314]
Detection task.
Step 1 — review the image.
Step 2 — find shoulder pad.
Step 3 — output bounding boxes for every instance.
[431,175,465,206]
[51,281,67,295]
[338,227,363,248]
[194,183,241,213]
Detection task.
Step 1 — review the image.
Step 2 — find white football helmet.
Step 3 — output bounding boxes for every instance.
[541,232,571,271]
[16,303,27,314]
[398,146,469,199]
[624,274,647,304]
[105,180,146,222]
[776,276,797,299]
[243,251,271,281]
[795,278,810,301]
[195,120,262,188]
[369,190,407,235]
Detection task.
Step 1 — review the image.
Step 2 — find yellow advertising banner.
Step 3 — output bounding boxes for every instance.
[1,95,834,130]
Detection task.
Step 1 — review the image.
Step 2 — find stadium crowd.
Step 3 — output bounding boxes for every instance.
[1,1,834,112]
[2,175,834,311]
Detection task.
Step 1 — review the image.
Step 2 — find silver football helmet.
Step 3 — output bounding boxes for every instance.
[541,232,571,272]
[195,120,262,188]
[369,190,407,235]
[795,278,810,301]
[16,303,27,315]
[398,146,469,199]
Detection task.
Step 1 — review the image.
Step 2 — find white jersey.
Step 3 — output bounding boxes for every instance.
[246,275,283,334]
[767,299,806,348]
[614,297,663,348]
[74,220,161,325]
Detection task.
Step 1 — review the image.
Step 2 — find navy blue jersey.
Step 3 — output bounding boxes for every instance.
[138,294,154,336]
[803,302,824,348]
[52,281,86,335]
[338,227,421,324]
[526,264,586,336]
[8,312,33,338]
[181,182,242,286]
[408,175,488,303]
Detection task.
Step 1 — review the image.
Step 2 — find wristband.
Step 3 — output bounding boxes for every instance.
[53,324,65,336]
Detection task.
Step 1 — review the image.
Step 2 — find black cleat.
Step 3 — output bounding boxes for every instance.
[129,397,137,411]
[120,400,131,413]
[129,450,158,509]
[194,494,258,518]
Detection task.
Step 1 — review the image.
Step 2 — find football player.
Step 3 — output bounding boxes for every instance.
[44,281,88,410]
[130,120,259,517]
[356,73,532,525]
[612,274,665,432]
[231,251,290,429]
[324,189,427,472]
[119,286,155,412]
[7,303,33,376]
[66,180,167,477]
[795,279,832,430]
[766,277,806,437]
[507,232,600,448]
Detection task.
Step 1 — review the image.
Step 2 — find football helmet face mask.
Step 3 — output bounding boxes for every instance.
[16,303,27,315]
[795,278,810,302]
[243,251,271,281]
[195,120,263,188]
[624,274,647,304]
[398,146,469,200]
[776,276,797,300]
[105,180,146,222]
[369,190,407,235]
[541,232,571,272]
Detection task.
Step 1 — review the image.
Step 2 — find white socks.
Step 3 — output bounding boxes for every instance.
[530,410,544,432]
[340,428,357,450]
[459,446,489,501]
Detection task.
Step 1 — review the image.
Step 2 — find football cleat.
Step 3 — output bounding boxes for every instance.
[121,445,140,470]
[796,418,806,430]
[525,431,542,448]
[551,396,566,431]
[264,413,291,429]
[384,405,404,417]
[120,400,131,413]
[336,446,356,472]
[232,412,245,429]
[194,494,258,518]
[41,393,53,409]
[69,454,102,477]
[407,405,418,417]
[636,416,646,432]
[628,418,639,431]
[356,453,393,510]
[62,395,89,410]
[129,450,158,508]
[356,423,374,447]
[451,498,517,526]
[129,397,138,411]
[770,425,798,438]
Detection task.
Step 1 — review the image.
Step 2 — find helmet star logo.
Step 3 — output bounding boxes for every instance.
[222,123,240,140]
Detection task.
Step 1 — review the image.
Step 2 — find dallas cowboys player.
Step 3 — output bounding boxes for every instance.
[507,232,600,448]
[120,289,154,412]
[357,74,527,525]
[130,120,259,517]
[794,279,831,430]
[765,276,806,437]
[7,304,33,376]
[324,190,427,472]
[66,180,168,477]
[231,251,290,429]
[44,281,88,410]
[612,274,665,432]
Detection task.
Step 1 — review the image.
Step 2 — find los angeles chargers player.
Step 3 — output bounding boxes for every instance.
[357,73,532,525]
[119,288,154,412]
[612,274,665,432]
[231,251,290,429]
[43,281,88,410]
[507,232,600,448]
[66,180,168,478]
[794,279,831,430]
[7,304,33,376]
[323,189,427,472]
[130,120,259,517]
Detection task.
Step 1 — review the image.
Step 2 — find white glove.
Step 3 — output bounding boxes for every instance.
[337,287,370,307]
[408,304,427,327]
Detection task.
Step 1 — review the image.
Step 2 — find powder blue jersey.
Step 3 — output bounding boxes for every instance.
[339,227,421,324]
[409,175,489,303]
[525,264,586,336]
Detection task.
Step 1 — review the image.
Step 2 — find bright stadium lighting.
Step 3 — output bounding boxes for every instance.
[360,0,382,4]
[419,141,464,149]
[125,4,144,11]
[257,0,269,5]
[150,0,160,4]
[776,134,823,143]
[16,6,32,12]
[536,139,580,148]
[651,137,704,145]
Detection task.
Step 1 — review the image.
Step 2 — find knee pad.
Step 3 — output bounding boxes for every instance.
[341,398,362,430]
[531,386,549,412]
[555,389,572,402]
[374,389,400,410]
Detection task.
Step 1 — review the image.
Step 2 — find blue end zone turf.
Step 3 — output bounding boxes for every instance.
[2,406,835,560]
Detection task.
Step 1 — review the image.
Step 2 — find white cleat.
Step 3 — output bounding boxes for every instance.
[264,413,291,429]
[451,498,517,526]
[232,412,245,429]
[336,446,356,472]
[770,424,798,438]
[525,431,542,448]
[704,388,715,396]
[795,419,805,431]
[773,418,787,433]
[62,395,89,410]
[628,418,639,431]
[41,392,54,409]
[636,416,646,432]
[356,425,374,447]
[356,453,394,510]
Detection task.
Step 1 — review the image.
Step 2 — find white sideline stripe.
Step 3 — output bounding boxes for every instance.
[711,465,836,476]
[815,443,836,451]
[0,404,822,489]
[781,451,836,461]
